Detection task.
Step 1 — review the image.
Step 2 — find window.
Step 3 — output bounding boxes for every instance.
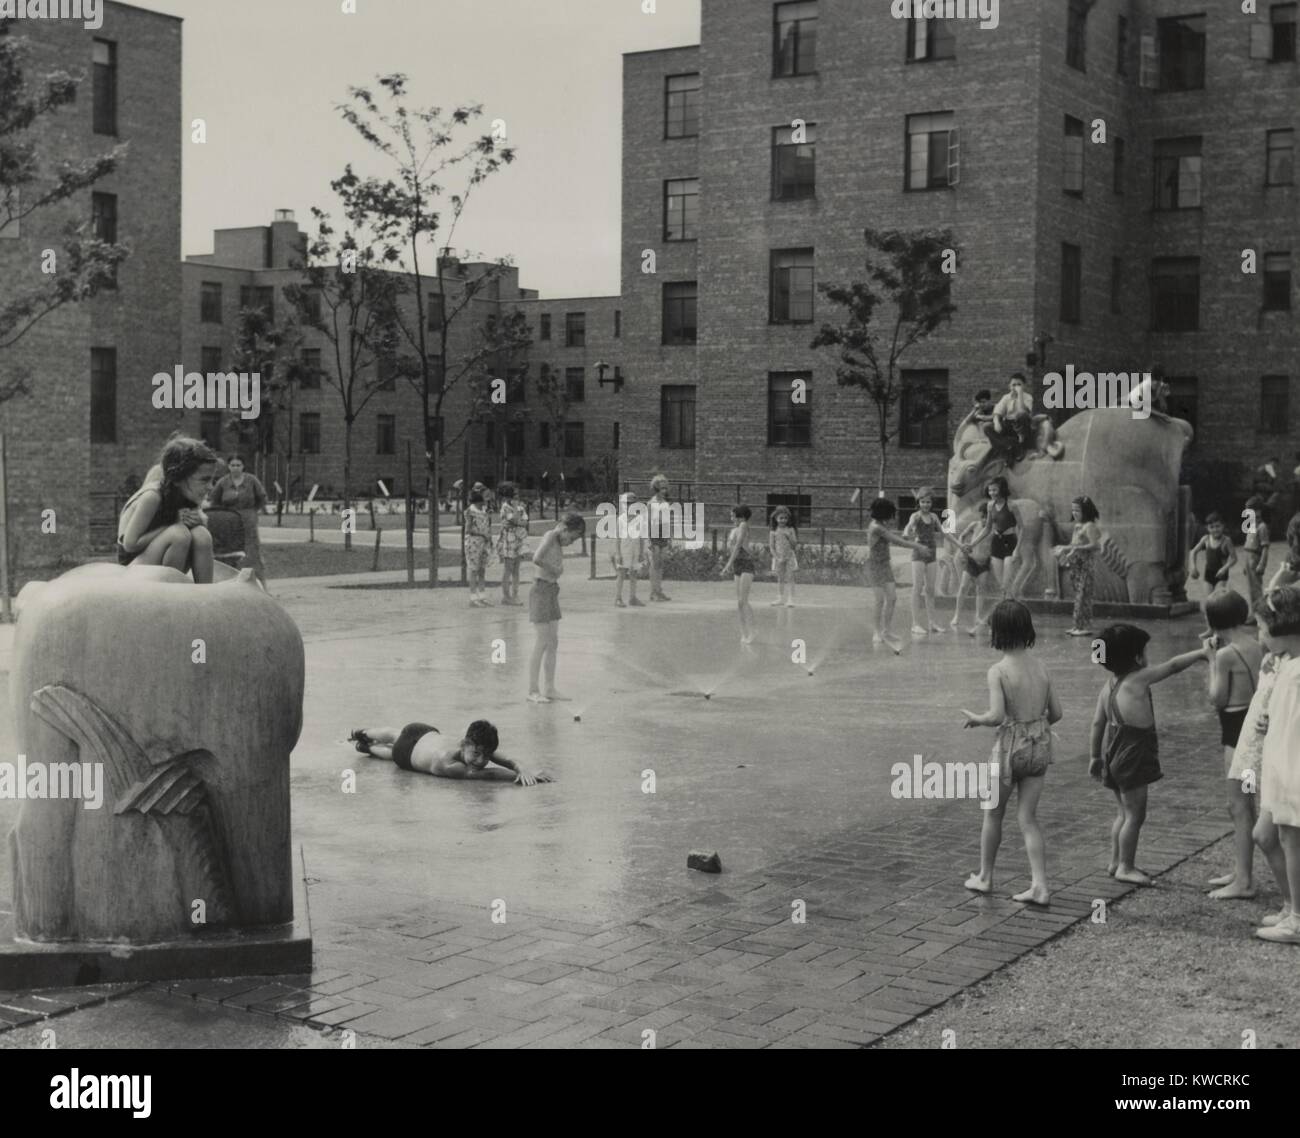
[770,249,814,323]
[1261,376,1290,432]
[1158,15,1206,91]
[1165,376,1198,432]
[565,367,586,403]
[614,309,621,338]
[1263,252,1293,310]
[899,370,949,449]
[1113,137,1126,194]
[1154,136,1202,209]
[200,282,223,323]
[1267,129,1295,185]
[613,421,620,450]
[201,347,222,375]
[299,288,322,324]
[1273,4,1298,62]
[377,340,397,390]
[906,112,958,190]
[565,312,585,347]
[539,312,551,341]
[428,416,445,446]
[765,493,810,528]
[375,414,396,456]
[91,192,117,287]
[1063,116,1085,195]
[1151,257,1201,332]
[539,422,550,450]
[239,285,275,323]
[1061,244,1082,324]
[1110,256,1123,315]
[660,385,696,448]
[564,422,585,459]
[662,281,698,344]
[506,420,525,454]
[1118,14,1131,75]
[664,178,700,240]
[767,372,812,446]
[300,347,321,389]
[772,123,817,200]
[199,411,223,450]
[507,368,528,404]
[665,73,701,138]
[300,413,321,454]
[92,39,116,135]
[1067,0,1089,71]
[906,16,955,61]
[774,1,818,77]
[90,348,116,444]
[427,293,444,331]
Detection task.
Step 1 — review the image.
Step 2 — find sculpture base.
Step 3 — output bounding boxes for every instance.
[1012,598,1199,620]
[0,849,312,991]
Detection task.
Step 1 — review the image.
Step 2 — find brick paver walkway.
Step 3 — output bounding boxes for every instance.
[3,768,1221,1049]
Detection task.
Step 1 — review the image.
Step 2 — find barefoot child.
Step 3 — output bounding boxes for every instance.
[720,504,756,644]
[1231,605,1293,929]
[1054,495,1103,637]
[1204,589,1264,900]
[647,474,673,602]
[961,601,1062,905]
[865,497,927,654]
[613,492,647,608]
[1188,512,1236,596]
[495,482,529,605]
[464,490,493,606]
[1256,585,1300,943]
[349,721,553,786]
[1089,624,1211,884]
[1242,497,1271,607]
[946,501,992,636]
[527,512,586,703]
[769,507,799,607]
[903,487,944,636]
[117,436,218,583]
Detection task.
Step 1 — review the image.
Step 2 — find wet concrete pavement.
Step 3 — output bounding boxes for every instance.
[0,546,1242,1046]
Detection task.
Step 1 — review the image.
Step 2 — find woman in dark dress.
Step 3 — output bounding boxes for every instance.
[206,455,269,585]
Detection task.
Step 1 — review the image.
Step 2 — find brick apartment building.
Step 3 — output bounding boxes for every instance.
[181,216,624,504]
[619,0,1299,526]
[0,2,182,568]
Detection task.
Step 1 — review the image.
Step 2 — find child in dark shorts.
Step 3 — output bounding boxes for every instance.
[1089,624,1212,885]
[528,512,586,704]
[349,720,553,785]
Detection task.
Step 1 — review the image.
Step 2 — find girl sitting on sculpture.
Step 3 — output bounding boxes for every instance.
[116,436,219,583]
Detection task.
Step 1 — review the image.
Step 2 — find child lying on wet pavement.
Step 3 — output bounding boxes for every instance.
[349,720,554,786]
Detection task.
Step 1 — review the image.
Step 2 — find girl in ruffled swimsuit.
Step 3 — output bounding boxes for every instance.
[961,600,1063,906]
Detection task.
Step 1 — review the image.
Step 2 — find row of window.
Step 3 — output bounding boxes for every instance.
[663,3,1297,137]
[656,372,1296,451]
[537,310,621,345]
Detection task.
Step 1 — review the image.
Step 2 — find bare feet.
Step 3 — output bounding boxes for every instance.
[543,691,571,701]
[1207,872,1234,887]
[1012,884,1051,906]
[1106,863,1118,876]
[1113,867,1153,885]
[964,872,993,894]
[527,692,551,704]
[1208,881,1256,900]
[883,633,903,655]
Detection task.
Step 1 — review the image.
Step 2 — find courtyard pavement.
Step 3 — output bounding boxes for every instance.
[0,545,1248,1047]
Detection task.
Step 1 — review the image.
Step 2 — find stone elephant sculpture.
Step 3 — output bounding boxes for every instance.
[8,562,303,944]
[946,408,1193,604]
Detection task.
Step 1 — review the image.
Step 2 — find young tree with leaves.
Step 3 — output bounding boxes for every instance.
[810,227,959,495]
[0,19,130,401]
[329,74,523,586]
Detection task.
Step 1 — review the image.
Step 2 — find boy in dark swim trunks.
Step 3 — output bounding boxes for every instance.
[349,721,554,786]
[1204,589,1264,900]
[528,512,587,704]
[1089,623,1211,884]
[1188,512,1236,596]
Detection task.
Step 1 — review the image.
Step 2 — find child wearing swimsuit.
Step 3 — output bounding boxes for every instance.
[721,505,757,644]
[1188,513,1236,596]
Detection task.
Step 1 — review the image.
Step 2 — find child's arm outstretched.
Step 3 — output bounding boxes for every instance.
[880,523,925,553]
[1136,644,1213,688]
[487,754,555,786]
[961,665,1006,728]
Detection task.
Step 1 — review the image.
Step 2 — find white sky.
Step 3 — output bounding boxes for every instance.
[135,0,701,298]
